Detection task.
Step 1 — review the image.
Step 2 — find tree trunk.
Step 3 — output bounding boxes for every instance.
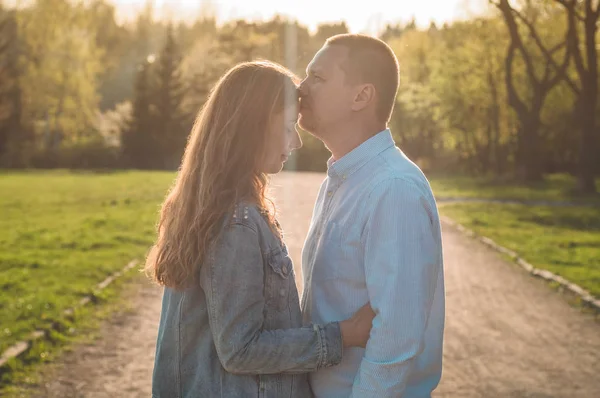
[517,113,543,182]
[576,2,598,193]
[577,91,597,192]
[488,70,502,176]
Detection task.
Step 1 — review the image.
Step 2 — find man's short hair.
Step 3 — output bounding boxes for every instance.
[325,34,399,124]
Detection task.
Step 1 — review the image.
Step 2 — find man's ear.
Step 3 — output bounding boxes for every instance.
[351,84,375,112]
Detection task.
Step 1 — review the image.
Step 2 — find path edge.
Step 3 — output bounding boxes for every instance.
[0,259,140,374]
[440,216,600,314]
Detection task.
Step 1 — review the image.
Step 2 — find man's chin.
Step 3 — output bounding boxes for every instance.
[298,115,316,135]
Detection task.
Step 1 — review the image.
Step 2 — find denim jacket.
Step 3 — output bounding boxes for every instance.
[152,203,343,398]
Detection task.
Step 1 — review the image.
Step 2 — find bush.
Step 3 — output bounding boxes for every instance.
[30,138,121,169]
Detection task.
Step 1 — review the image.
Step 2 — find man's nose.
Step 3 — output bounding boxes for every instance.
[298,79,309,96]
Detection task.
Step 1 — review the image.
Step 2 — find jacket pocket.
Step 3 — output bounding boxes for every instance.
[266,247,292,312]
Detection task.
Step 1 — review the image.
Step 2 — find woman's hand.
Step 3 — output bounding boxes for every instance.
[339,303,376,348]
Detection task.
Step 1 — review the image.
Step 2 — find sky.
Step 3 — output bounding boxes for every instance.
[111,0,488,34]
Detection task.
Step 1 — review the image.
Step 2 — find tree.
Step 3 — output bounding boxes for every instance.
[380,22,407,42]
[0,6,25,165]
[217,20,275,63]
[431,18,512,175]
[313,21,349,43]
[554,0,599,193]
[121,58,154,169]
[255,16,311,74]
[19,0,103,148]
[183,39,235,123]
[388,29,444,170]
[493,0,573,181]
[97,1,165,112]
[153,24,189,169]
[87,0,133,111]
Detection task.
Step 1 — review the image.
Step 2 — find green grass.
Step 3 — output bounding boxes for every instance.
[0,273,146,396]
[440,203,600,297]
[1,169,598,391]
[429,173,600,204]
[0,170,175,357]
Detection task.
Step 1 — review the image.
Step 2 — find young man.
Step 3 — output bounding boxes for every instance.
[298,34,445,397]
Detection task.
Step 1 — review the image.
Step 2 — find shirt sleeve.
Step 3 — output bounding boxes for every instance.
[350,178,442,397]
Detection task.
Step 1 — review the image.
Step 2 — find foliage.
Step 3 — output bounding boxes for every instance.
[0,0,597,185]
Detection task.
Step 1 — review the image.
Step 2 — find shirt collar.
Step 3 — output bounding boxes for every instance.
[326,129,395,181]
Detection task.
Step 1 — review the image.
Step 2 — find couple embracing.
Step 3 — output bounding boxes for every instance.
[146,33,445,398]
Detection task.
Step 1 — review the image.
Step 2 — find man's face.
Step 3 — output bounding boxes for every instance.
[298,45,355,138]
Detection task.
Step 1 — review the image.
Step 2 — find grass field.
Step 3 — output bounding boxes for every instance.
[440,203,600,297]
[0,170,175,358]
[1,170,598,388]
[429,173,600,204]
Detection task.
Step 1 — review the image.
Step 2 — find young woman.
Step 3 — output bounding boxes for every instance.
[146,61,374,398]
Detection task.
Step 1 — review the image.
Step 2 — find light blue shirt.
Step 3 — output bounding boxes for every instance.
[301,129,445,398]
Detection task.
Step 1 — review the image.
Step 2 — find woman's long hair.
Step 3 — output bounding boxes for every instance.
[145,60,299,290]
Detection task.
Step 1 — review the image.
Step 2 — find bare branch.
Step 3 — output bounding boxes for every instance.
[496,0,539,86]
[510,3,579,93]
[547,35,573,88]
[511,7,553,56]
[549,42,564,53]
[555,0,585,21]
[555,0,570,9]
[542,57,553,83]
[591,0,600,21]
[568,2,587,81]
[504,39,529,117]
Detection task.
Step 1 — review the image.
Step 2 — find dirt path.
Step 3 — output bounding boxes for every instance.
[29,278,161,398]
[436,222,600,397]
[25,172,600,398]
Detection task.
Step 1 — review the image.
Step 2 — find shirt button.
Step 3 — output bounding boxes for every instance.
[327,191,332,196]
[279,288,286,296]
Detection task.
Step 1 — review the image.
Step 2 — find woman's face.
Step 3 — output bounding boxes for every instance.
[261,104,302,174]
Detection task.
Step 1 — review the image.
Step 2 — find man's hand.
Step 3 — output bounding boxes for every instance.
[339,303,376,348]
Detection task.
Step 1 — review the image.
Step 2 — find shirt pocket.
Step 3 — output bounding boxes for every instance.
[265,246,293,312]
[314,221,344,281]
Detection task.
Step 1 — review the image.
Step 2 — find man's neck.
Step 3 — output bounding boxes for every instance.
[324,124,386,161]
